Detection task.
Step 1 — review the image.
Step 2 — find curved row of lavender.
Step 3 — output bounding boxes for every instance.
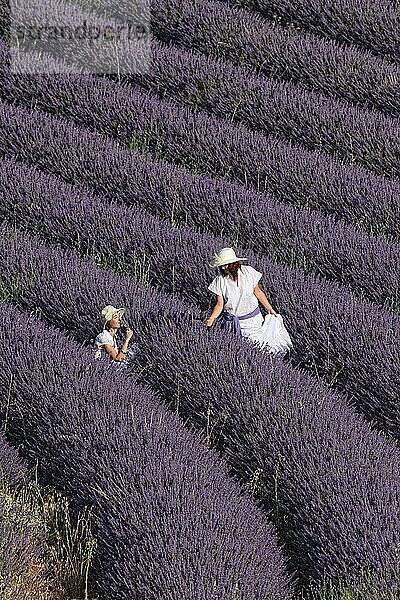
[0,304,292,600]
[8,0,400,178]
[0,100,399,314]
[2,50,399,241]
[130,0,400,115]
[2,155,399,443]
[1,230,400,594]
[226,0,400,64]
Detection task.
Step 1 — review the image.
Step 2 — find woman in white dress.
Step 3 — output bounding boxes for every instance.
[94,305,134,363]
[205,248,293,356]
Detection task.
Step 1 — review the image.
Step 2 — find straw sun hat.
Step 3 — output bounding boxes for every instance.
[101,305,125,324]
[209,247,247,268]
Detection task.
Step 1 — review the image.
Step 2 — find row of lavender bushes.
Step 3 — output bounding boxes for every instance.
[0,91,399,313]
[90,0,400,116]
[2,153,399,449]
[133,41,400,180]
[1,229,400,596]
[224,0,400,64]
[0,303,292,599]
[2,46,399,244]
[0,434,58,599]
[10,0,400,179]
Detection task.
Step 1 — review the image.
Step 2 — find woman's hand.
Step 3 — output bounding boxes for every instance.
[205,295,224,327]
[254,285,278,317]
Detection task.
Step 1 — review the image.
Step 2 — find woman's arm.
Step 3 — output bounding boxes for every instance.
[254,285,277,316]
[103,329,134,362]
[205,295,224,327]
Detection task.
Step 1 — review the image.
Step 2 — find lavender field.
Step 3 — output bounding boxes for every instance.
[0,0,399,598]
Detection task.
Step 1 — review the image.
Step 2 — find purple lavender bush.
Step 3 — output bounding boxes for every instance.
[225,0,400,64]
[159,0,400,116]
[0,304,293,600]
[0,64,398,241]
[112,0,400,115]
[1,230,400,594]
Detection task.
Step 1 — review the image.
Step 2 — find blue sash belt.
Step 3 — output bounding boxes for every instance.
[222,306,261,337]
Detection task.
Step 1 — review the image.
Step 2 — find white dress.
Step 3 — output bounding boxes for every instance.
[208,265,293,356]
[94,330,140,366]
[94,329,118,359]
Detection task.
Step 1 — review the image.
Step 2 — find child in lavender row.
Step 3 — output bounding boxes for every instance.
[94,305,135,363]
